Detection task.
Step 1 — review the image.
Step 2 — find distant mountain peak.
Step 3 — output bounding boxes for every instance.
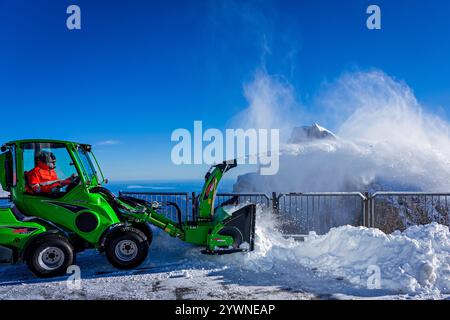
[288,123,336,144]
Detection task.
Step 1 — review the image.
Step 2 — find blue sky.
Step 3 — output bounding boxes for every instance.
[1,0,450,180]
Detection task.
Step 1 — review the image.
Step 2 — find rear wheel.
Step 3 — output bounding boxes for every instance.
[26,235,74,278]
[105,227,148,269]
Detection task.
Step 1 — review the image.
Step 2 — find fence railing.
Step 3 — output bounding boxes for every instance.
[120,191,367,236]
[119,191,194,223]
[215,193,271,209]
[2,190,445,236]
[370,192,450,234]
[274,192,367,235]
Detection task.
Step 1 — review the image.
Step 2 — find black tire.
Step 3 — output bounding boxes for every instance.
[219,227,243,249]
[133,223,153,246]
[25,235,75,278]
[105,227,149,270]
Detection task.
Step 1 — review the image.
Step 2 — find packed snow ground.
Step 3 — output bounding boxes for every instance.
[0,209,449,300]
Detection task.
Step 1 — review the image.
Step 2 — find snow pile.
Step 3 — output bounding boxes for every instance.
[296,224,450,294]
[228,210,450,295]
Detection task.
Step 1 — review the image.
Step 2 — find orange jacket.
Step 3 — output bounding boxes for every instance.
[26,162,66,194]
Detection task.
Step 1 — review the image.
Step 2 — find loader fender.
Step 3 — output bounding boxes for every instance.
[99,223,126,250]
[131,222,153,246]
[99,224,148,251]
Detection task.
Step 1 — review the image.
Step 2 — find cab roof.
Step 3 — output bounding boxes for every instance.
[4,139,90,147]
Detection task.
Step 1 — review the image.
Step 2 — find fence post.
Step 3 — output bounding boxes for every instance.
[272,192,279,215]
[370,193,375,228]
[363,192,370,227]
[192,192,197,221]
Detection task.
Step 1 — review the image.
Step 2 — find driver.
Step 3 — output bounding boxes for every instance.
[26,151,77,194]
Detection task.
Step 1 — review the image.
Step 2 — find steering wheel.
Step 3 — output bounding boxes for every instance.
[65,175,81,193]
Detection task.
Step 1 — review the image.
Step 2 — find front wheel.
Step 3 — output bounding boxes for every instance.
[105,227,149,269]
[26,235,75,278]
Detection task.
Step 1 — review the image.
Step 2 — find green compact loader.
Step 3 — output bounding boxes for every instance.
[0,139,255,277]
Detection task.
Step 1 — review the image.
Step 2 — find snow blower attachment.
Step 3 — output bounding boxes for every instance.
[114,159,257,254]
[197,160,256,254]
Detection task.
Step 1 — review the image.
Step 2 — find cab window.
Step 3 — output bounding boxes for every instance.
[22,142,79,197]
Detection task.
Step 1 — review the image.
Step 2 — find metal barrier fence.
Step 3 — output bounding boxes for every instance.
[119,191,193,223]
[120,191,450,235]
[120,191,366,235]
[119,191,271,223]
[214,193,271,210]
[3,190,449,235]
[370,192,450,233]
[274,192,367,235]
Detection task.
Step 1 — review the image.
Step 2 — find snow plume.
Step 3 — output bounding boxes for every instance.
[234,70,450,192]
[230,69,303,141]
[318,70,450,191]
[325,71,450,154]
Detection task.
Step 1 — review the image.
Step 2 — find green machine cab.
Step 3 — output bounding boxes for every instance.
[0,139,255,277]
